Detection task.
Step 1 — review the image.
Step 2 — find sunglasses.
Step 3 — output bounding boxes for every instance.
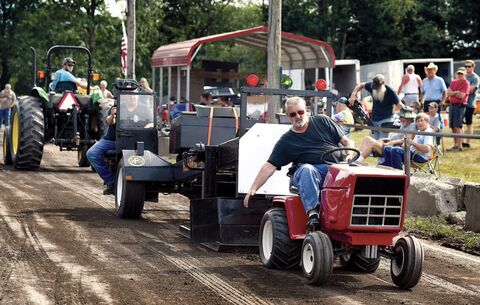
[465,65,473,68]
[67,64,74,67]
[288,110,305,117]
[457,72,465,75]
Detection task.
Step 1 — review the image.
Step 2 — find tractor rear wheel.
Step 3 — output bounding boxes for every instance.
[115,158,145,219]
[10,96,45,169]
[3,126,13,165]
[340,252,381,273]
[259,208,302,270]
[390,235,424,289]
[78,145,91,167]
[301,231,334,285]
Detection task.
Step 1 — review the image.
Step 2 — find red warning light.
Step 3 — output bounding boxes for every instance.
[315,79,327,91]
[246,74,259,87]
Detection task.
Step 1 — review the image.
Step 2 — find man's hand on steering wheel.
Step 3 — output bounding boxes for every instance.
[321,147,361,165]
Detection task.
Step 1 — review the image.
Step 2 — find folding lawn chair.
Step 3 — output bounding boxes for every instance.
[411,144,441,179]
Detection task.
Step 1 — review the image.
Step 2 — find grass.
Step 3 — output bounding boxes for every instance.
[404,216,480,255]
[349,115,480,183]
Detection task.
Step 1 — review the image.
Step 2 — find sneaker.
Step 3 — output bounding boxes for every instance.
[462,143,471,148]
[446,146,460,152]
[103,184,115,195]
[307,215,321,232]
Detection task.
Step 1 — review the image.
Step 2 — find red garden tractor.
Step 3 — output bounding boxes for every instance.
[258,148,424,289]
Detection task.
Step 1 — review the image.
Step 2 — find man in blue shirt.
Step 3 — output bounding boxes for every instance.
[49,57,87,93]
[420,62,447,113]
[349,74,405,140]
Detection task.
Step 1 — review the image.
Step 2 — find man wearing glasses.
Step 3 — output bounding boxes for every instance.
[463,60,479,148]
[446,67,470,151]
[243,96,354,231]
[49,57,87,93]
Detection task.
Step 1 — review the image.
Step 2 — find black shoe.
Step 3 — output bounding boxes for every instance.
[307,215,321,232]
[462,143,471,148]
[103,184,115,195]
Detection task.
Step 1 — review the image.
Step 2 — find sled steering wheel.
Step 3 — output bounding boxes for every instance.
[321,147,361,165]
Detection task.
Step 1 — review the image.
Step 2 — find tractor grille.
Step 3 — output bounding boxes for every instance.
[350,195,403,227]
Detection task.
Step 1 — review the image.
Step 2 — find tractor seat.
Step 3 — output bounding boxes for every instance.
[55,81,77,93]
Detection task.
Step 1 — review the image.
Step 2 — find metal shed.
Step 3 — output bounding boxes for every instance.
[150,26,336,105]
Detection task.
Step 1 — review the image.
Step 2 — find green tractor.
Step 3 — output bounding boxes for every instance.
[3,45,103,169]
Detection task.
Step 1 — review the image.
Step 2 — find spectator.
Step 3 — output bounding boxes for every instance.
[382,113,434,170]
[398,65,423,107]
[421,63,447,113]
[357,108,416,162]
[199,92,213,105]
[243,96,355,231]
[49,57,87,93]
[139,77,153,93]
[463,60,479,148]
[0,83,16,128]
[349,74,404,140]
[427,102,442,130]
[99,80,114,99]
[446,67,470,151]
[217,96,234,107]
[332,97,354,136]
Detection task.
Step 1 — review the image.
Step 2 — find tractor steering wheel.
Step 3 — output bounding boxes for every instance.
[321,147,361,165]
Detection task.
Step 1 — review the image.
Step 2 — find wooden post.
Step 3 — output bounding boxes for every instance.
[127,0,136,80]
[267,0,281,123]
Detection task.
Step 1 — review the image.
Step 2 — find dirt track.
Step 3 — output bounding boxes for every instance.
[0,143,479,305]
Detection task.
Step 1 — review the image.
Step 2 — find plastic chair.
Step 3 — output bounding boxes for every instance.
[411,145,441,179]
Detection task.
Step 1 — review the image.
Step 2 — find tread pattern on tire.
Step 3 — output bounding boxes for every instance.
[302,231,334,285]
[13,96,45,169]
[391,235,424,289]
[260,208,302,270]
[115,159,145,219]
[344,252,381,273]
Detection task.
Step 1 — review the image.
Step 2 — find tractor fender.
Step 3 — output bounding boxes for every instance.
[31,87,49,104]
[272,196,308,240]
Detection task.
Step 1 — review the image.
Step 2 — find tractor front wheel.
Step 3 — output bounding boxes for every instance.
[115,158,145,219]
[78,145,91,167]
[259,208,301,270]
[340,252,381,273]
[390,235,424,289]
[301,231,333,285]
[3,126,13,165]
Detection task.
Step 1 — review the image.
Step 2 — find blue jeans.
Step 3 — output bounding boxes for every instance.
[383,146,428,170]
[0,108,11,126]
[86,139,116,186]
[292,163,329,212]
[372,117,393,140]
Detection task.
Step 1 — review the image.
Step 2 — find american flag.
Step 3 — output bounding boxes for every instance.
[121,21,127,77]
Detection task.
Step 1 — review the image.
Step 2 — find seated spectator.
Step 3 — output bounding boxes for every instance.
[357,108,416,162]
[172,96,195,119]
[199,92,213,105]
[427,102,442,130]
[383,113,434,169]
[217,96,234,107]
[332,97,354,136]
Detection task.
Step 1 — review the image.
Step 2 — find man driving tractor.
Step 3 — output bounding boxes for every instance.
[243,96,355,231]
[49,57,88,93]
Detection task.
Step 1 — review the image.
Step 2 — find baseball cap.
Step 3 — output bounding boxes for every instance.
[398,108,415,119]
[336,97,348,105]
[63,57,75,65]
[456,67,466,75]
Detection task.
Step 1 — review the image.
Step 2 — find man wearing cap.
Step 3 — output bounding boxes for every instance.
[349,74,404,140]
[49,57,87,93]
[356,107,416,163]
[383,113,434,170]
[421,62,447,113]
[463,60,479,148]
[333,97,354,136]
[398,65,423,107]
[446,66,470,151]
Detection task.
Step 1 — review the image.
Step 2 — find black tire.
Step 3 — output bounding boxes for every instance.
[301,231,334,285]
[78,145,91,167]
[3,126,13,165]
[10,96,45,169]
[115,158,145,219]
[259,208,302,270]
[339,252,381,273]
[390,236,424,289]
